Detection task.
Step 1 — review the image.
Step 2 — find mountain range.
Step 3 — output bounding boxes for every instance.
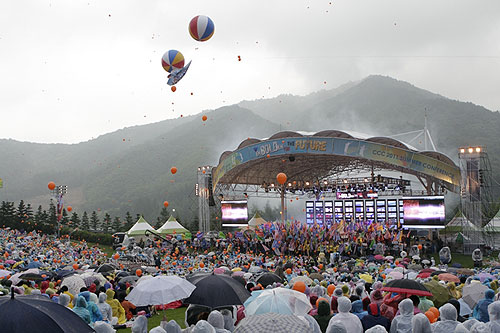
[0,75,498,223]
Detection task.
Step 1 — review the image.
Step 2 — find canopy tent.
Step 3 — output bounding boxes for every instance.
[442,213,481,233]
[484,209,500,232]
[248,212,267,228]
[127,216,156,241]
[157,216,191,239]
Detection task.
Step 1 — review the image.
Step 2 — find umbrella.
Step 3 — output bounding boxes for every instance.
[476,272,495,283]
[126,276,196,306]
[248,266,265,274]
[388,271,403,280]
[9,268,40,285]
[417,272,431,279]
[234,313,309,333]
[374,255,384,260]
[0,292,94,332]
[382,279,432,296]
[359,273,373,283]
[430,270,447,276]
[438,273,460,283]
[457,268,474,276]
[115,271,131,279]
[95,264,115,274]
[244,288,312,316]
[185,274,251,308]
[0,269,11,278]
[5,260,16,265]
[18,272,44,281]
[61,275,86,297]
[424,280,451,307]
[290,276,313,286]
[462,282,488,308]
[309,273,324,281]
[256,273,283,287]
[56,270,76,280]
[118,276,139,285]
[79,272,107,287]
[136,275,153,285]
[26,261,43,269]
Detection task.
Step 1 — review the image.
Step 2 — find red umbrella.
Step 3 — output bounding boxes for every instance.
[438,273,460,283]
[417,272,431,279]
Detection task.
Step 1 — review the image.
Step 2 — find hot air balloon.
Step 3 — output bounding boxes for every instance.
[189,15,215,42]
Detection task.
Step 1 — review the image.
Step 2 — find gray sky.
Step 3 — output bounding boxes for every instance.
[1,0,499,143]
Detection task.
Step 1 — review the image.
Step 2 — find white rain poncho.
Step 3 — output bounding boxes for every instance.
[97,293,113,323]
[488,301,500,332]
[94,321,116,333]
[326,297,363,333]
[366,325,388,333]
[149,328,166,333]
[300,314,321,333]
[390,299,413,333]
[412,313,432,333]
[220,309,234,332]
[462,319,480,331]
[192,320,216,333]
[470,322,491,333]
[326,321,347,333]
[433,303,459,333]
[207,311,230,333]
[132,315,148,333]
[162,320,182,333]
[59,293,71,307]
[454,324,470,333]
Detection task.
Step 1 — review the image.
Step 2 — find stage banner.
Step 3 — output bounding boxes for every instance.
[213,137,460,190]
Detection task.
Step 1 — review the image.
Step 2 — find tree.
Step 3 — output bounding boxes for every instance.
[112,216,121,233]
[123,211,134,231]
[90,211,100,231]
[155,207,170,229]
[70,212,81,230]
[47,201,58,234]
[61,209,69,226]
[0,201,16,228]
[81,211,90,230]
[103,213,112,233]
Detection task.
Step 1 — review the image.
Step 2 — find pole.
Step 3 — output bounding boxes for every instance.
[280,186,285,223]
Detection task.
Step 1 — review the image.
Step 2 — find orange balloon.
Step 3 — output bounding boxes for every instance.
[327,284,335,296]
[316,297,328,308]
[67,206,72,212]
[293,281,306,293]
[319,264,324,270]
[48,182,56,190]
[199,262,205,268]
[425,311,436,323]
[136,269,142,277]
[286,268,292,274]
[163,201,169,208]
[171,86,176,92]
[418,244,423,250]
[276,172,287,185]
[202,115,207,121]
[72,264,79,270]
[429,307,439,318]
[170,167,177,175]
[113,253,120,260]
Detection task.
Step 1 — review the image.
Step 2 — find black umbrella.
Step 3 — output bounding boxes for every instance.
[18,273,44,281]
[185,274,251,308]
[381,279,432,296]
[430,270,447,276]
[186,272,211,284]
[232,275,246,287]
[56,270,76,280]
[116,271,131,279]
[256,273,283,287]
[118,276,139,285]
[96,264,116,274]
[0,290,94,332]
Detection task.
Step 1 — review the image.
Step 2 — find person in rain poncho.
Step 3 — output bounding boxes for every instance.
[474,289,495,322]
[390,298,413,333]
[94,321,116,333]
[59,293,71,308]
[432,303,459,333]
[98,292,116,324]
[470,322,491,333]
[106,289,126,324]
[447,299,467,323]
[132,315,148,333]
[418,296,434,313]
[365,325,388,333]
[219,309,234,332]
[150,328,166,333]
[73,295,92,325]
[207,310,231,333]
[411,313,432,333]
[472,248,483,268]
[488,301,500,332]
[161,320,182,333]
[79,290,103,323]
[352,299,368,319]
[362,303,390,332]
[314,299,333,333]
[326,296,363,333]
[326,321,347,333]
[191,320,216,333]
[448,282,461,299]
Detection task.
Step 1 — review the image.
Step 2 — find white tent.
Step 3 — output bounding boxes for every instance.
[445,213,481,232]
[127,216,156,241]
[157,216,190,236]
[484,209,500,232]
[248,212,267,228]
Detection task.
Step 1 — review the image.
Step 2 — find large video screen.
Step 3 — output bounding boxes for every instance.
[402,196,445,228]
[221,200,248,226]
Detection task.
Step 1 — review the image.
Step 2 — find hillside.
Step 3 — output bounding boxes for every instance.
[0,75,499,223]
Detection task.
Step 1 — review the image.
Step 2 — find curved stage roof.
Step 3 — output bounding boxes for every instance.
[213,130,460,192]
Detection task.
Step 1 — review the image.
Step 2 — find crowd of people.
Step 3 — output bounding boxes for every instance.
[2,226,500,332]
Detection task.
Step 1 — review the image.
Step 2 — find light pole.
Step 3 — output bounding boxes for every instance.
[50,185,68,238]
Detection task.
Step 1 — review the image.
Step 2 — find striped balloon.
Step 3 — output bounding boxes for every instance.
[161,50,185,73]
[189,15,215,42]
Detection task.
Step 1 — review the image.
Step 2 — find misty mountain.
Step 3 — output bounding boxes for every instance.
[0,75,499,223]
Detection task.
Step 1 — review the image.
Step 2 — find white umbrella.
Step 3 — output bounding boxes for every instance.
[61,275,86,296]
[136,275,153,285]
[0,269,12,278]
[235,313,309,333]
[80,272,108,287]
[126,275,196,306]
[244,288,312,316]
[462,282,488,308]
[290,276,313,286]
[9,268,40,285]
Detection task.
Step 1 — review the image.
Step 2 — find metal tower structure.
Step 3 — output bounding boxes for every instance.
[197,166,214,232]
[458,146,495,252]
[389,113,437,151]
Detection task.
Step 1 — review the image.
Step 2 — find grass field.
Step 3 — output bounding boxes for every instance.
[117,308,187,332]
[87,241,114,257]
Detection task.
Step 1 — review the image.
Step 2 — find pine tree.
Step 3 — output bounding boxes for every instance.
[70,212,81,230]
[48,201,58,234]
[112,217,121,233]
[103,213,112,233]
[81,211,90,230]
[123,211,134,231]
[61,209,69,226]
[90,211,100,231]
[0,201,16,228]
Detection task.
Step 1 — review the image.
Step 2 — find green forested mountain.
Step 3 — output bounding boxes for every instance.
[0,75,499,223]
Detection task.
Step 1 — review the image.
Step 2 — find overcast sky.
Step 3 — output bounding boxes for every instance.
[1,0,499,143]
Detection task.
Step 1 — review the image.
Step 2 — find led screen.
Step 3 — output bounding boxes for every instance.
[402,196,445,228]
[221,200,248,226]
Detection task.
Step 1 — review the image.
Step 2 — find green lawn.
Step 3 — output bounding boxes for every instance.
[117,307,187,332]
[87,241,114,257]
